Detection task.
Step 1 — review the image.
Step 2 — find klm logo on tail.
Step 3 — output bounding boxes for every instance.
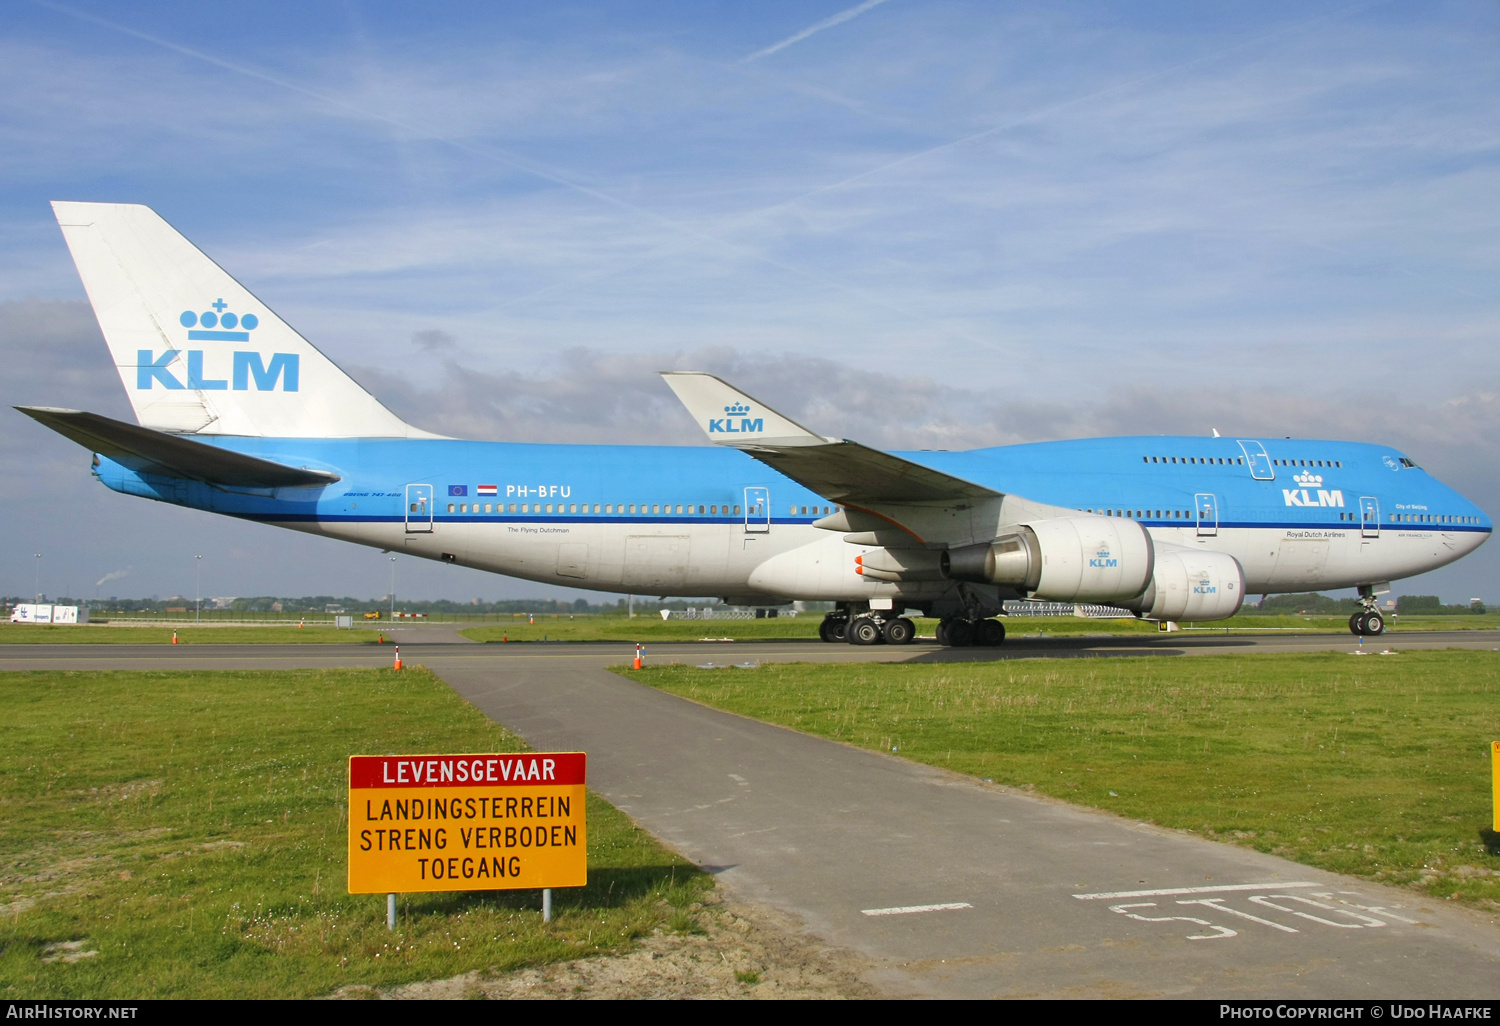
[136,300,298,392]
[708,402,763,434]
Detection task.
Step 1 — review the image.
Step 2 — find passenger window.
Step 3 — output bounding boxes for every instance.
[734,505,741,515]
[447,503,455,513]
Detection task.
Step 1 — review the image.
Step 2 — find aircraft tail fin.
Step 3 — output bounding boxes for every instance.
[50,201,425,438]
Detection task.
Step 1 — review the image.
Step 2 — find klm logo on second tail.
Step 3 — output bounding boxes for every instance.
[1088,547,1117,569]
[708,402,763,434]
[1283,470,1344,508]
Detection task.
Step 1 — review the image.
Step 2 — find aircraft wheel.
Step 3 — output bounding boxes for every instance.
[848,617,882,646]
[944,617,974,647]
[1349,613,1365,635]
[1364,611,1385,635]
[882,617,916,645]
[974,618,1006,647]
[935,620,950,646]
[819,618,847,643]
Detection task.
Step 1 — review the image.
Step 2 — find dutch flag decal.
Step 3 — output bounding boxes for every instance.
[477,484,498,496]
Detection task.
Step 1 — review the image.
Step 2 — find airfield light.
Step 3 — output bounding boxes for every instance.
[195,554,202,624]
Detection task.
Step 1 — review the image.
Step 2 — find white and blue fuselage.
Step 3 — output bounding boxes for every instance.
[90,433,1490,603]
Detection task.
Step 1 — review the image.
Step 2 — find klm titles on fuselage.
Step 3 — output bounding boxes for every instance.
[135,300,298,392]
[707,402,763,434]
[1283,471,1344,508]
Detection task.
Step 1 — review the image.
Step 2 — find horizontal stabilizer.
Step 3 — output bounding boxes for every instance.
[661,372,997,504]
[17,406,339,488]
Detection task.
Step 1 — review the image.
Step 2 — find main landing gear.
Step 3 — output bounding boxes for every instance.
[818,611,918,646]
[936,616,1006,648]
[817,610,1008,646]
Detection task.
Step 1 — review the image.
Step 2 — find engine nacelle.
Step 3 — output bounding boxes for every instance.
[1125,546,1245,621]
[942,516,1154,602]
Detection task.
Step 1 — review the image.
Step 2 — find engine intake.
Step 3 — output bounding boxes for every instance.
[941,516,1154,602]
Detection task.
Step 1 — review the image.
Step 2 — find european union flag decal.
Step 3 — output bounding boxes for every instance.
[448,485,468,496]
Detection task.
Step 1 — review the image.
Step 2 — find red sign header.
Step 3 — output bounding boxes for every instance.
[349,753,585,789]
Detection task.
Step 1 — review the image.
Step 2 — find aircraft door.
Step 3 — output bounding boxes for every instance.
[405,484,433,533]
[1195,493,1218,537]
[1360,496,1381,538]
[744,486,770,533]
[1237,440,1274,480]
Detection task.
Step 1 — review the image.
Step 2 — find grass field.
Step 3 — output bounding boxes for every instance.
[624,651,1500,910]
[0,667,706,999]
[0,624,381,645]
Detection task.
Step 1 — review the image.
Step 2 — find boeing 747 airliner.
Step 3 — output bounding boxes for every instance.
[20,203,1491,646]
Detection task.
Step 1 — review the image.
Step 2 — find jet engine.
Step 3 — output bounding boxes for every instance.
[941,516,1154,602]
[1123,545,1245,621]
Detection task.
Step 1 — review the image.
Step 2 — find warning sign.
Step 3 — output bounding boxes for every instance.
[348,752,586,894]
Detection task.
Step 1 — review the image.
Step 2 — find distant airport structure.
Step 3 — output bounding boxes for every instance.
[19,202,1491,645]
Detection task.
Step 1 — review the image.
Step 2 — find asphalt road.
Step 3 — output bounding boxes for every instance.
[4,628,1499,998]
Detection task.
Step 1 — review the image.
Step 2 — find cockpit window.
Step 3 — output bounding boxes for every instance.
[1399,457,1418,469]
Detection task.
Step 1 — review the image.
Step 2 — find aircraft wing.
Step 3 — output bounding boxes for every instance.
[16,406,340,488]
[659,373,997,504]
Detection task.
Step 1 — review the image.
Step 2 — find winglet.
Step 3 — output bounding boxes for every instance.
[660,372,831,447]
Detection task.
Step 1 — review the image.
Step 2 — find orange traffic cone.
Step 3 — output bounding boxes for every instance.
[393,645,402,671]
[298,617,304,629]
[503,634,508,643]
[632,643,643,670]
[171,630,178,645]
[377,634,384,644]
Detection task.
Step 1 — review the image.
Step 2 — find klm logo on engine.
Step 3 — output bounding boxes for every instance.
[1088,547,1117,569]
[708,402,764,434]
[1282,470,1344,508]
[135,300,298,392]
[1193,577,1217,595]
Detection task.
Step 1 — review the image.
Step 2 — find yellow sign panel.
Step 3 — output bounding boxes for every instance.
[348,753,586,894]
[1493,741,1499,833]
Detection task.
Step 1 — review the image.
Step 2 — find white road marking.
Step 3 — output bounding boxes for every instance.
[1250,894,1386,928]
[1109,903,1237,940]
[1176,898,1298,933]
[861,902,972,916]
[1073,881,1319,900]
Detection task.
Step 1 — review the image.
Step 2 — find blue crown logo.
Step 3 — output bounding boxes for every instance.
[179,298,258,340]
[724,402,751,416]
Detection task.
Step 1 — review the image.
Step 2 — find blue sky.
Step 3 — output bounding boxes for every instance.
[2,0,1498,603]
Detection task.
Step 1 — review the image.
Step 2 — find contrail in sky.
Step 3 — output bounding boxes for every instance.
[743,0,894,62]
[96,568,130,587]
